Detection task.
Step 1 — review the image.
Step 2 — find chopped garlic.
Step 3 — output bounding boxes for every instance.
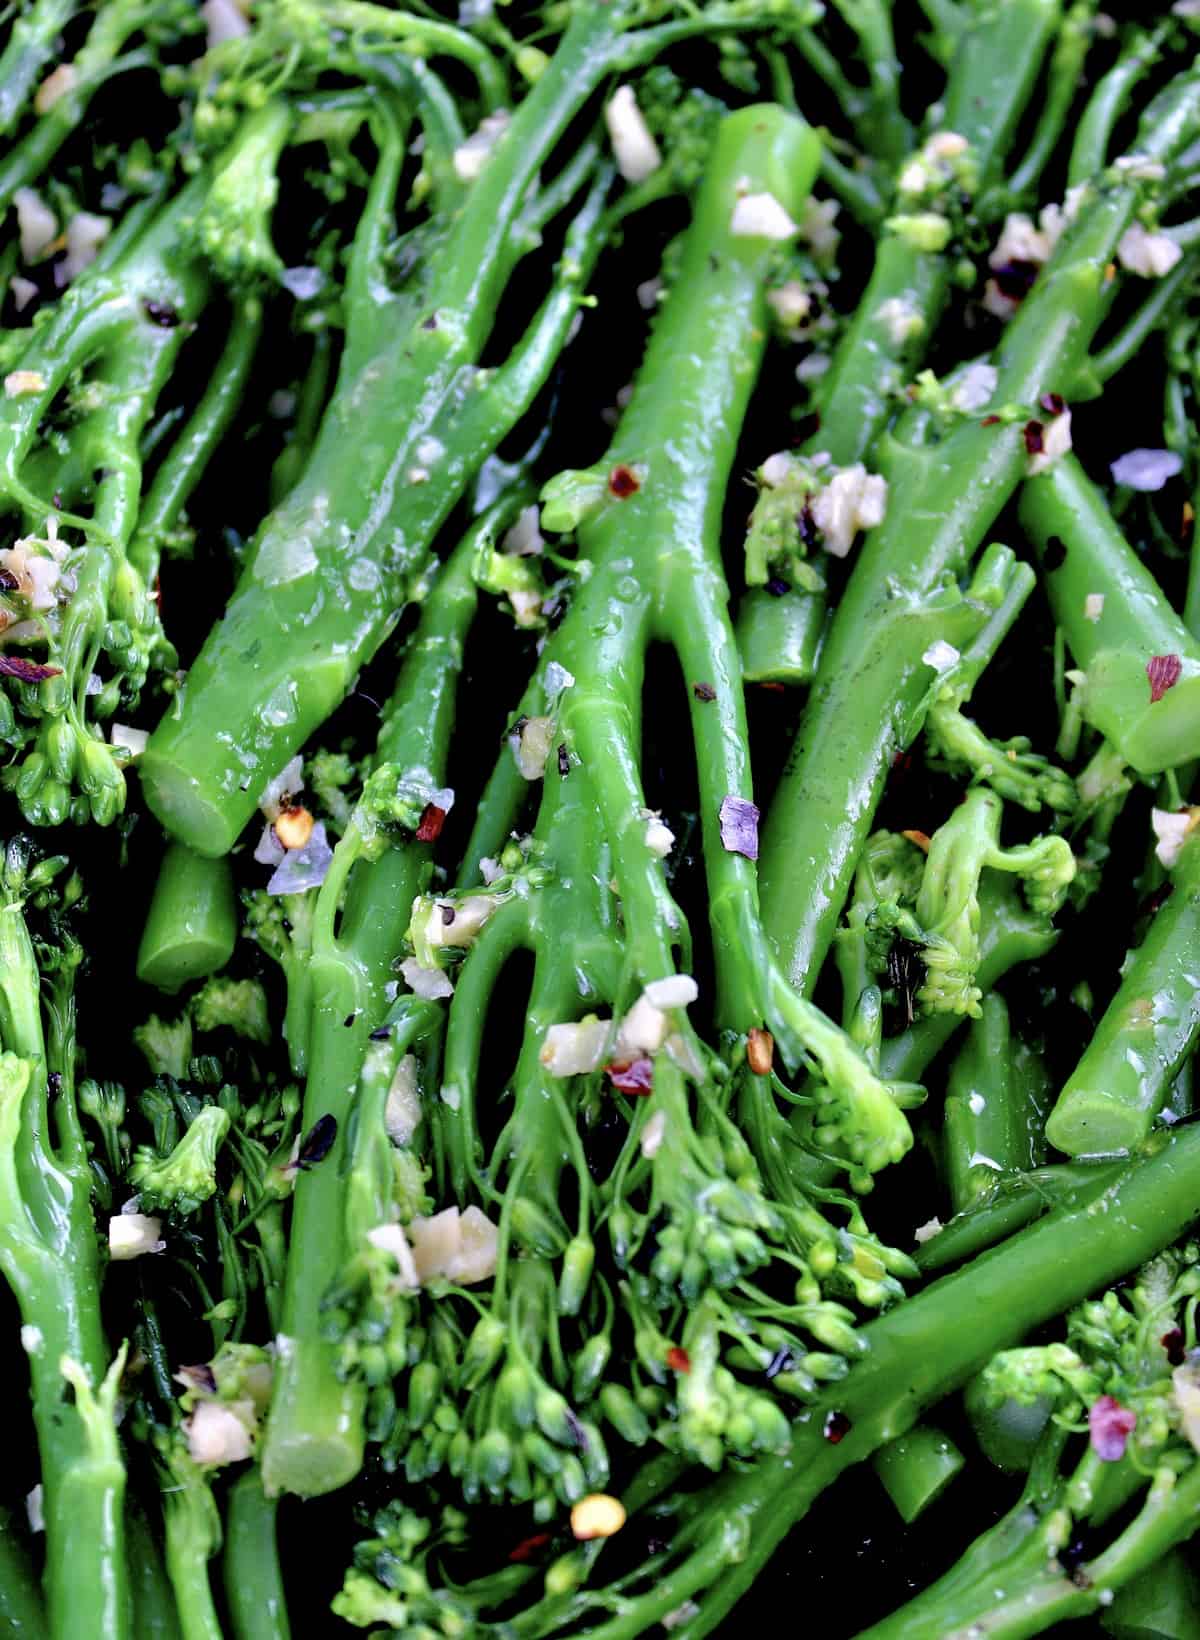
[186,1400,254,1467]
[399,957,454,1000]
[13,187,57,263]
[453,110,511,182]
[108,1213,164,1260]
[21,1324,42,1355]
[1117,222,1183,279]
[502,504,543,557]
[407,1204,498,1285]
[922,640,960,673]
[730,192,799,241]
[767,280,811,329]
[26,1485,43,1533]
[644,975,699,1010]
[1151,807,1200,869]
[365,1223,420,1291]
[1174,1364,1200,1453]
[0,539,61,610]
[509,587,543,628]
[990,211,1053,269]
[951,362,998,412]
[810,464,888,557]
[914,1217,943,1244]
[9,275,37,313]
[541,1017,610,1076]
[510,715,556,780]
[61,212,110,284]
[604,86,661,184]
[644,814,674,857]
[1084,593,1105,623]
[1027,408,1072,477]
[110,723,148,758]
[874,296,924,347]
[35,64,77,114]
[641,1109,667,1159]
[614,995,669,1059]
[801,196,841,261]
[5,370,45,398]
[385,1055,423,1146]
[202,0,250,48]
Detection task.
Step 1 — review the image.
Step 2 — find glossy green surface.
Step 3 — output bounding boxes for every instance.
[137,843,237,993]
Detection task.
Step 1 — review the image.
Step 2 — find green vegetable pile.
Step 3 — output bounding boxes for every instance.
[2,1,1200,1635]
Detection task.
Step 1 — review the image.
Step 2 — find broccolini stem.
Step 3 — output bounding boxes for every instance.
[136,844,238,994]
[0,1505,47,1639]
[129,297,264,585]
[127,1502,182,1640]
[870,1425,966,1524]
[306,0,509,112]
[262,506,486,1499]
[0,0,152,213]
[142,8,626,856]
[0,0,78,137]
[826,0,911,164]
[1092,251,1198,384]
[1045,834,1200,1156]
[914,1158,1123,1272]
[943,994,1039,1211]
[1021,453,1200,774]
[735,587,825,686]
[996,0,1095,206]
[593,1121,1200,1640]
[760,68,1200,995]
[1067,22,1169,187]
[222,1471,290,1640]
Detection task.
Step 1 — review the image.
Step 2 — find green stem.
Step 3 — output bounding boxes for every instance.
[136,843,237,994]
[222,1471,290,1640]
[760,68,1200,994]
[1068,24,1168,187]
[1021,453,1200,774]
[1046,834,1200,1155]
[0,1506,47,1639]
[871,1424,965,1523]
[0,0,79,137]
[943,994,1034,1211]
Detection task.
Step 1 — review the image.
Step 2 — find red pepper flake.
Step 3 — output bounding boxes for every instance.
[0,656,62,682]
[508,1532,552,1564]
[747,1027,774,1075]
[692,680,717,702]
[152,576,163,617]
[981,414,1002,427]
[823,1410,852,1444]
[606,1057,653,1095]
[757,680,786,693]
[1089,1394,1136,1461]
[1023,420,1045,456]
[1147,653,1182,703]
[608,464,640,498]
[1162,1328,1186,1367]
[901,828,931,854]
[1039,392,1065,417]
[1182,501,1195,546]
[666,1346,691,1374]
[415,803,446,842]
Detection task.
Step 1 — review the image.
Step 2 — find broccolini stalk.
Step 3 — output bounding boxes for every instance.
[387,1124,1200,1639]
[261,500,494,1498]
[222,1471,290,1640]
[760,65,1200,995]
[1045,832,1200,1156]
[858,1239,1200,1638]
[0,0,79,138]
[914,1157,1124,1273]
[943,993,1048,1212]
[0,0,194,215]
[1021,453,1200,775]
[128,298,264,588]
[0,1505,46,1638]
[137,844,238,993]
[155,1432,223,1640]
[0,180,212,826]
[0,837,131,1636]
[870,1425,965,1524]
[141,0,750,859]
